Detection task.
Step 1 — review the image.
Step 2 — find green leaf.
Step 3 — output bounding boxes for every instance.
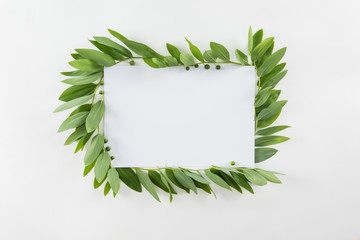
[90,40,125,61]
[258,100,287,120]
[62,72,103,85]
[84,134,104,165]
[116,168,142,192]
[255,136,290,147]
[86,101,105,132]
[54,95,93,113]
[165,168,190,193]
[93,36,132,58]
[254,87,272,108]
[158,170,174,202]
[83,160,95,177]
[94,152,111,182]
[152,58,166,68]
[203,50,217,63]
[64,124,87,145]
[204,169,231,191]
[108,28,127,41]
[119,39,163,59]
[75,131,93,153]
[242,169,267,186]
[58,84,96,102]
[75,49,115,67]
[251,37,274,63]
[211,169,242,193]
[257,110,282,129]
[143,57,159,68]
[104,182,111,196]
[94,175,107,189]
[148,170,177,194]
[166,43,181,63]
[136,169,160,202]
[57,112,88,132]
[107,168,120,194]
[255,169,282,184]
[230,172,254,194]
[235,49,249,65]
[257,48,287,77]
[210,42,230,61]
[262,70,287,89]
[184,171,210,184]
[69,59,103,72]
[248,26,253,54]
[61,70,94,77]
[194,181,212,194]
[252,29,263,50]
[256,125,290,136]
[185,38,204,62]
[255,148,278,163]
[163,56,178,66]
[179,53,195,66]
[173,169,197,194]
[71,53,84,59]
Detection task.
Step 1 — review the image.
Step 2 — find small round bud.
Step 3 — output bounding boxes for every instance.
[216,65,221,70]
[185,66,190,71]
[99,90,104,95]
[104,138,108,143]
[110,156,115,160]
[100,81,104,85]
[105,146,111,151]
[204,64,210,69]
[129,60,135,65]
[194,64,199,68]
[230,161,235,166]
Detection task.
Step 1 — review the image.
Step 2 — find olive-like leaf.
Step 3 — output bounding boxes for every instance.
[93,175,107,189]
[136,169,160,202]
[163,56,178,66]
[116,168,142,192]
[262,70,287,89]
[158,170,174,202]
[75,131,93,153]
[255,87,272,108]
[179,53,195,66]
[94,152,111,182]
[256,125,290,136]
[255,136,290,147]
[173,169,197,194]
[251,37,274,63]
[62,72,103,85]
[104,182,111,196]
[241,169,267,186]
[255,148,278,163]
[58,84,96,102]
[107,168,120,194]
[83,160,95,177]
[61,70,93,77]
[165,168,190,193]
[143,57,159,68]
[57,112,89,132]
[235,49,249,65]
[89,40,124,61]
[75,49,115,67]
[257,110,282,129]
[185,38,204,62]
[108,28,127,41]
[64,124,87,145]
[257,48,287,77]
[148,170,177,194]
[54,95,93,113]
[211,169,242,193]
[166,43,181,63]
[69,59,103,72]
[184,171,210,184]
[152,58,166,68]
[230,172,254,194]
[119,38,163,59]
[248,26,253,54]
[84,134,104,165]
[255,169,282,184]
[252,29,263,50]
[204,169,231,191]
[86,101,105,132]
[93,36,132,58]
[203,50,217,63]
[210,42,230,61]
[258,100,287,120]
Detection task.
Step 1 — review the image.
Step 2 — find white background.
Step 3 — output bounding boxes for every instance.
[1,0,359,239]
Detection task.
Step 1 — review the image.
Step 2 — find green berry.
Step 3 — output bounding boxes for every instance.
[194,64,199,68]
[100,81,104,85]
[110,156,115,160]
[104,138,108,143]
[129,60,135,65]
[204,64,210,69]
[216,65,221,70]
[230,161,235,166]
[99,90,104,95]
[105,146,111,151]
[185,66,190,71]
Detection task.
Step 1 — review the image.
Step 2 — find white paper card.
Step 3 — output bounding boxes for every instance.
[104,65,256,168]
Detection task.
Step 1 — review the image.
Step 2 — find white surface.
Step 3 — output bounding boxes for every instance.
[105,65,256,168]
[1,0,360,240]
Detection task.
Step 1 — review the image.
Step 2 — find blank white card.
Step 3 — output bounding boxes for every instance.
[104,65,256,168]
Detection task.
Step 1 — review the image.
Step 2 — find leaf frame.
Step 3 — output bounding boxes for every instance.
[55,27,289,202]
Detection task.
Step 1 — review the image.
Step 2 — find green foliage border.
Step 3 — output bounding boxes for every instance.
[55,27,290,202]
